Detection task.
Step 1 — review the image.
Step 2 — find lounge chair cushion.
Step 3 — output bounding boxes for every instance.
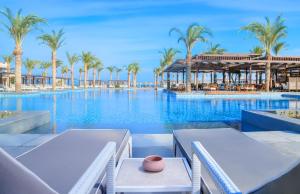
[17,129,130,194]
[173,128,300,194]
[0,147,57,194]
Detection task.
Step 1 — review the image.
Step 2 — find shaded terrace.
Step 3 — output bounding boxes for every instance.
[164,53,300,91]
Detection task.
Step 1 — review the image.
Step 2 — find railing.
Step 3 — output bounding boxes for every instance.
[69,142,116,194]
[192,141,242,194]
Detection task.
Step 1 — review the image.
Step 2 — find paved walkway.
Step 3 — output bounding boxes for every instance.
[2,131,300,159]
[245,130,300,158]
[1,131,300,194]
[0,134,56,157]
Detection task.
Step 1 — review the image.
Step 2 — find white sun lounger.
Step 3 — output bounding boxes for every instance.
[0,129,132,194]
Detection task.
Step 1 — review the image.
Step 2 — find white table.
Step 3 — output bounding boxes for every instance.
[115,158,192,193]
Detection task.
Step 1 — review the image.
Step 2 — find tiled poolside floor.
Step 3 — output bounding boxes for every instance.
[2,131,300,158]
[1,131,300,194]
[245,130,300,158]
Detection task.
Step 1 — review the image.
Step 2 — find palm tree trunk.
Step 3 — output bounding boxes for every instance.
[98,71,101,86]
[127,72,131,88]
[186,53,192,92]
[71,65,74,90]
[28,72,32,86]
[52,51,57,91]
[79,72,82,87]
[154,74,158,90]
[13,47,22,92]
[43,76,45,87]
[161,73,164,87]
[62,74,64,88]
[7,62,10,73]
[84,63,87,88]
[93,68,96,88]
[265,54,271,92]
[133,73,137,88]
[110,72,112,81]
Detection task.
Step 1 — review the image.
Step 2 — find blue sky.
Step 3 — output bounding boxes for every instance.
[1,0,300,81]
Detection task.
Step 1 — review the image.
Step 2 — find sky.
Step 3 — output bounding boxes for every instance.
[1,0,300,82]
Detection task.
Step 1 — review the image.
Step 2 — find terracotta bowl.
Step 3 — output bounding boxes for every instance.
[143,155,165,172]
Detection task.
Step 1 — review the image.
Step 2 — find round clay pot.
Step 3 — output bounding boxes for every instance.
[143,155,165,172]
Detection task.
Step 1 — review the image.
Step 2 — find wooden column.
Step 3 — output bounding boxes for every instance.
[167,72,170,89]
[195,69,199,90]
[245,69,248,84]
[249,65,252,84]
[213,71,217,83]
[259,72,262,84]
[176,72,179,84]
[255,71,258,85]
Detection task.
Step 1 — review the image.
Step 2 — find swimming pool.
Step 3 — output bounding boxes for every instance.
[0,89,299,133]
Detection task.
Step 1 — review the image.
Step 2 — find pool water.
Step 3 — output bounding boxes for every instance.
[0,89,299,133]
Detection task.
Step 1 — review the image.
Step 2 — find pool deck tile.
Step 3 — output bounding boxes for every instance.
[244,131,300,158]
[1,131,300,194]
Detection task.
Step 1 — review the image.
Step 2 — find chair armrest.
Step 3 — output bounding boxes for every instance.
[69,142,116,194]
[192,141,241,194]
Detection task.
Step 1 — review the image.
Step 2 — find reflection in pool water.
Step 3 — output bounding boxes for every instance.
[0,89,299,133]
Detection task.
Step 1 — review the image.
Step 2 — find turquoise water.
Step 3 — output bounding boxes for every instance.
[0,89,299,133]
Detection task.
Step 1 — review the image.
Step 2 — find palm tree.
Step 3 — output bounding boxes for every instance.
[56,59,63,69]
[39,61,51,87]
[66,52,80,90]
[91,58,103,87]
[97,66,104,86]
[107,66,115,81]
[126,64,134,88]
[61,66,69,87]
[159,48,180,87]
[130,63,140,88]
[170,24,211,92]
[79,68,83,87]
[250,46,265,55]
[1,8,45,92]
[24,58,39,85]
[115,67,122,80]
[154,67,161,90]
[159,59,166,87]
[204,43,226,83]
[2,55,13,73]
[204,43,226,54]
[273,42,286,56]
[160,48,180,66]
[242,16,287,91]
[81,52,95,88]
[38,29,65,91]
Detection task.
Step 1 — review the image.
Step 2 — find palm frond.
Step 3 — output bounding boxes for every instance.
[66,52,80,66]
[242,15,287,56]
[38,29,65,51]
[1,8,46,47]
[273,42,286,56]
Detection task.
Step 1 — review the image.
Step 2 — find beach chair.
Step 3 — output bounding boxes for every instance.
[173,128,300,194]
[0,129,132,194]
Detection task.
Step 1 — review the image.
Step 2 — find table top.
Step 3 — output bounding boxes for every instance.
[115,158,192,192]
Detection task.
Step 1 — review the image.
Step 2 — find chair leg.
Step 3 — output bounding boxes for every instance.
[192,153,201,194]
[106,155,116,194]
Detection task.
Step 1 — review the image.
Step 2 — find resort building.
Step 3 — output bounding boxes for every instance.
[164,53,300,92]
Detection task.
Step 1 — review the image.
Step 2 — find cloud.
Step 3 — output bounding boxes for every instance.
[1,0,300,81]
